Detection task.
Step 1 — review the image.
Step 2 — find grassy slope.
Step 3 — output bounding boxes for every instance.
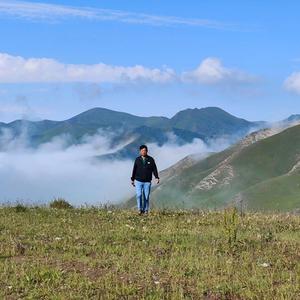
[240,171,300,212]
[0,207,299,299]
[227,123,300,211]
[189,123,300,209]
[124,124,300,212]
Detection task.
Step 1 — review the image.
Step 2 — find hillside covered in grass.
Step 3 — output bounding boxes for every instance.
[123,123,300,212]
[0,206,299,299]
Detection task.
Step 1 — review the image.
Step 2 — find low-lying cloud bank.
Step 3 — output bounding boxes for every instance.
[0,125,259,207]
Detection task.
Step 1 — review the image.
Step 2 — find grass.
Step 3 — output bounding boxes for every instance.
[131,124,300,212]
[0,205,299,299]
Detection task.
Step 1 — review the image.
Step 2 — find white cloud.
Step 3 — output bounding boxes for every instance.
[284,72,300,95]
[0,126,134,205]
[147,129,251,170]
[181,57,257,85]
[0,123,255,206]
[0,53,176,83]
[0,53,259,89]
[148,138,211,170]
[0,0,243,31]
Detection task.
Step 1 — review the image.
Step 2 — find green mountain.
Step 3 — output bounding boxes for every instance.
[0,107,169,146]
[0,106,266,159]
[121,123,300,212]
[169,107,255,136]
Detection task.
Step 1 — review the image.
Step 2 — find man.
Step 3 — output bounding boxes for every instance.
[131,145,160,215]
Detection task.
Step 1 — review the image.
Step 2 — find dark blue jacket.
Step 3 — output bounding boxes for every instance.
[131,155,159,182]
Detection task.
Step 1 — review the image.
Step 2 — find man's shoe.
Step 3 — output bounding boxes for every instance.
[144,210,148,215]
[138,210,144,215]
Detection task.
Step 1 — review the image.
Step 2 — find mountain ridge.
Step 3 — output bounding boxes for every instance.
[0,106,268,160]
[121,121,300,212]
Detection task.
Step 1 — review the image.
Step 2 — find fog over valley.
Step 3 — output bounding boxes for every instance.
[0,124,251,206]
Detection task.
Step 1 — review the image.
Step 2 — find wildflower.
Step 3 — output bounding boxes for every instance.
[259,262,270,267]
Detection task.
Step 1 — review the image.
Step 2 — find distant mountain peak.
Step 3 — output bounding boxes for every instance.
[285,114,300,122]
[66,107,136,120]
[174,106,228,114]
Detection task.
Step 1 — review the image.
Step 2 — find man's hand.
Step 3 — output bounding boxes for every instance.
[131,180,135,187]
[156,178,160,184]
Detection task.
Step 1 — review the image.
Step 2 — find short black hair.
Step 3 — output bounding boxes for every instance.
[139,144,148,151]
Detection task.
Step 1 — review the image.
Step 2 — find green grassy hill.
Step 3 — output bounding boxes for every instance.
[0,206,299,299]
[122,123,300,212]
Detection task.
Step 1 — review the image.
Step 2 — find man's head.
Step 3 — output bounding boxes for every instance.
[139,144,148,157]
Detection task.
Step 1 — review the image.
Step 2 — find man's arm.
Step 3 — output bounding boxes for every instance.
[152,158,159,179]
[131,159,137,181]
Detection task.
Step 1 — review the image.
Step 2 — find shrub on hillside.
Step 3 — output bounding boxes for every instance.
[49,198,73,209]
[14,203,28,213]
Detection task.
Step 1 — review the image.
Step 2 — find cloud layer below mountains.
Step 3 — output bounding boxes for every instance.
[0,126,252,207]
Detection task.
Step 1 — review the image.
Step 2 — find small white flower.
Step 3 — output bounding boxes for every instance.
[259,262,270,267]
[55,237,62,241]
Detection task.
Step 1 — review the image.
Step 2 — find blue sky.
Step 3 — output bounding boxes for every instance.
[0,0,300,122]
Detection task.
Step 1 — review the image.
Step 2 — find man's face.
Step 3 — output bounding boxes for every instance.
[140,148,147,156]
